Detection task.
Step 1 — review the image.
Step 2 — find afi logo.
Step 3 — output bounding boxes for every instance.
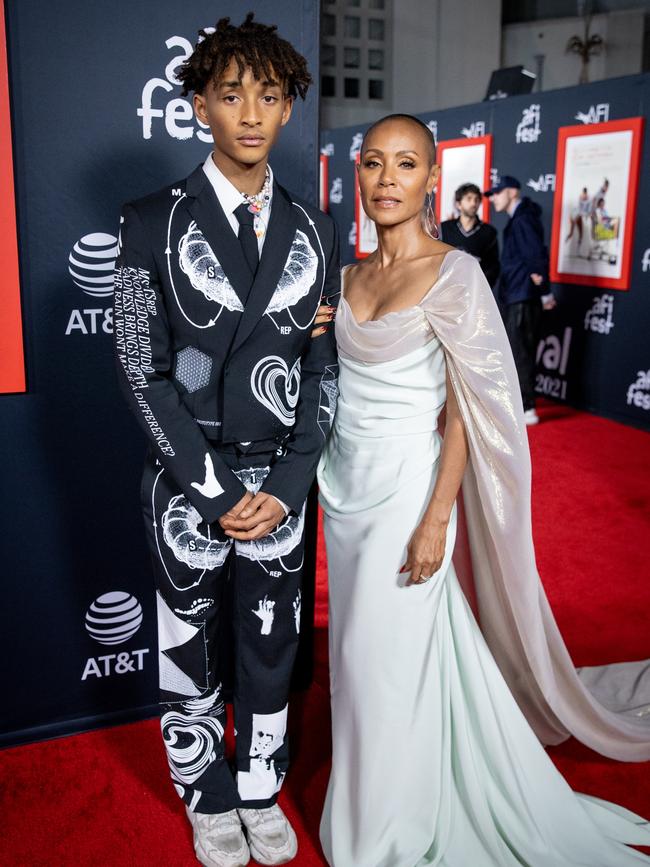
[515,104,541,144]
[349,132,363,161]
[330,178,343,205]
[575,104,609,124]
[626,370,650,410]
[348,221,357,246]
[527,174,555,193]
[584,294,614,334]
[489,167,500,188]
[425,119,438,144]
[642,249,650,272]
[321,142,334,156]
[461,121,485,138]
[138,33,214,141]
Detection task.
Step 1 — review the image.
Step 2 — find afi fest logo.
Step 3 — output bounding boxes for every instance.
[536,327,572,401]
[527,174,555,193]
[515,104,541,144]
[642,249,650,272]
[426,119,438,144]
[461,121,485,138]
[321,142,335,157]
[65,231,118,336]
[575,103,609,124]
[584,294,615,334]
[349,132,363,161]
[81,591,150,681]
[627,371,650,411]
[139,32,215,141]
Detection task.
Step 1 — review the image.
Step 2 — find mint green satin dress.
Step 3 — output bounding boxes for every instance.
[317,251,650,867]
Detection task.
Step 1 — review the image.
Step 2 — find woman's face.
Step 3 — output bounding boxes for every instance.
[358,119,439,230]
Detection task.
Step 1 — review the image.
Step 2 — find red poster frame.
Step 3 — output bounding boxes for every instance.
[435,135,493,225]
[550,117,644,290]
[0,3,25,393]
[319,153,329,213]
[354,151,377,259]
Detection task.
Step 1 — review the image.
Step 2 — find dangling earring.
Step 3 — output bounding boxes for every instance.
[422,191,439,240]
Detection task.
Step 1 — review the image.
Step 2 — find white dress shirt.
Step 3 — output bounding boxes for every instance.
[201,153,288,517]
[202,152,273,255]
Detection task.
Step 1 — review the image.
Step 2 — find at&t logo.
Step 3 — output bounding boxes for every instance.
[584,294,614,334]
[461,121,485,138]
[515,104,541,144]
[575,104,609,124]
[139,33,214,141]
[527,174,555,193]
[81,591,149,681]
[65,231,117,336]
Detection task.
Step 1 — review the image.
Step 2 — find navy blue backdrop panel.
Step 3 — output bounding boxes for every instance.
[322,74,650,431]
[0,0,320,748]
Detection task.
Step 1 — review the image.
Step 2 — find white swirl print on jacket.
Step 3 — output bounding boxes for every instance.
[264,229,318,314]
[178,220,244,311]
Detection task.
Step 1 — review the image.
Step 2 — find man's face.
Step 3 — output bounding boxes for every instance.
[193,57,293,168]
[458,192,481,218]
[491,187,517,213]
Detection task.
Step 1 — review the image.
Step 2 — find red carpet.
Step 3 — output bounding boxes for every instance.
[2,401,649,866]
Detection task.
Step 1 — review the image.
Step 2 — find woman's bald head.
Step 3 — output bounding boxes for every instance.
[361,114,436,167]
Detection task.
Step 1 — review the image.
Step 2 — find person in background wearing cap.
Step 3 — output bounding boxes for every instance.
[484,175,556,426]
[440,182,500,289]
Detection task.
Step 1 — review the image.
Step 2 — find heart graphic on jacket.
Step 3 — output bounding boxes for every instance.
[251,356,301,426]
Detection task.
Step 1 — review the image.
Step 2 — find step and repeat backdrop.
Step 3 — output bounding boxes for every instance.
[0,0,319,747]
[321,74,650,431]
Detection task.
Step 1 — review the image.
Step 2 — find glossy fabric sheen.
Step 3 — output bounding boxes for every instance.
[317,250,650,865]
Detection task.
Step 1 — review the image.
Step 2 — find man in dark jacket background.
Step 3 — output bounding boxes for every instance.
[485,176,556,425]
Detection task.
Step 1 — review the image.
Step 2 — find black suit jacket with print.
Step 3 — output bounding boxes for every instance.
[113,164,339,524]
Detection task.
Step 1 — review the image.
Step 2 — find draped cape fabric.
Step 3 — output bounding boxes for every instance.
[343,249,650,761]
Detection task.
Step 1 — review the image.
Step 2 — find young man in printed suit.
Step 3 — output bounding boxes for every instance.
[113,16,338,867]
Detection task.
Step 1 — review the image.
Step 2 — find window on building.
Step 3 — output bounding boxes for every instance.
[369,0,385,7]
[369,79,384,99]
[368,18,385,40]
[368,49,384,70]
[344,16,361,38]
[323,14,336,37]
[344,47,360,68]
[322,44,336,66]
[344,77,360,98]
[322,75,336,98]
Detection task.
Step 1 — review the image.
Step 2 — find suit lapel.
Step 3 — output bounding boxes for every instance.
[184,166,251,306]
[230,182,298,356]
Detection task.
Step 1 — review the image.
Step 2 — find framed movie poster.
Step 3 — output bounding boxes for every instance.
[354,151,377,259]
[319,153,329,213]
[435,135,492,225]
[0,2,25,394]
[550,118,644,290]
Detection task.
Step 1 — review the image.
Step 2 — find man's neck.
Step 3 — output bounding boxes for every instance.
[211,150,268,197]
[459,214,478,232]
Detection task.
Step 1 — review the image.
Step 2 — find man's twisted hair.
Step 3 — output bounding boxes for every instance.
[177,12,312,98]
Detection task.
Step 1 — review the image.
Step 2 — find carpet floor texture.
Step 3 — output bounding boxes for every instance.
[2,402,649,865]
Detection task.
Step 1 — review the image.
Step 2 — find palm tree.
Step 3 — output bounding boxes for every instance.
[566,13,605,84]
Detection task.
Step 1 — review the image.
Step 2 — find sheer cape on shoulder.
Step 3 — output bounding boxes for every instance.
[417,251,650,761]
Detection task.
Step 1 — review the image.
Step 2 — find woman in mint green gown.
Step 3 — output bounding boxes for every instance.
[316,114,650,867]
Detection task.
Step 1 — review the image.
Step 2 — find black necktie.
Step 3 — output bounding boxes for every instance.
[234,203,259,279]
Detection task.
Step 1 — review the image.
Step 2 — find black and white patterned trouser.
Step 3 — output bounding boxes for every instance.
[141,447,305,814]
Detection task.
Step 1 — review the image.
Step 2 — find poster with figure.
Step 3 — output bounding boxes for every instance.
[435,136,492,225]
[354,152,377,259]
[550,118,644,290]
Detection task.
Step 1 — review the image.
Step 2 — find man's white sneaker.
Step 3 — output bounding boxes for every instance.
[185,806,250,867]
[238,805,298,865]
[524,408,540,426]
